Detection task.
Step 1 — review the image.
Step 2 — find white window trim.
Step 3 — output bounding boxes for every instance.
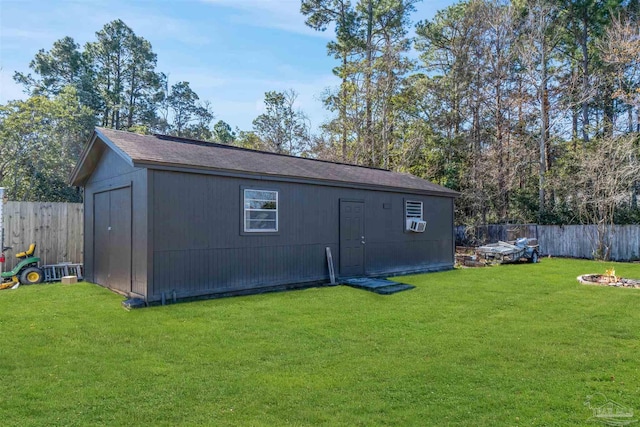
[243,189,279,233]
[405,200,423,230]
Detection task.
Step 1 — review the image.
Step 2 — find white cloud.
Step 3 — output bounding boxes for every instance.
[0,28,58,43]
[107,13,213,46]
[2,1,214,48]
[200,0,331,38]
[0,69,27,103]
[69,3,214,47]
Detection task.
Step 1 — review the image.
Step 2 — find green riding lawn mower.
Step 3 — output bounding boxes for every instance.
[0,243,44,290]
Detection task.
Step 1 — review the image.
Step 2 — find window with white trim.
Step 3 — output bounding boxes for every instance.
[405,200,423,229]
[244,189,278,232]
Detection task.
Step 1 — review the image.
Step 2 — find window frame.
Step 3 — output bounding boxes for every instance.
[404,199,423,231]
[242,188,279,234]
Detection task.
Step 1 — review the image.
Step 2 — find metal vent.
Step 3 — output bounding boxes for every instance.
[406,201,422,218]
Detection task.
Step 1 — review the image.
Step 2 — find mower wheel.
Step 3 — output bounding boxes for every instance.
[20,267,44,284]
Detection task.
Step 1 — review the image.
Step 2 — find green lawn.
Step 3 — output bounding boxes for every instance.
[1,258,640,426]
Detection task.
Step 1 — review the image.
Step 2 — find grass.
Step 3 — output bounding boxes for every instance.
[1,258,640,426]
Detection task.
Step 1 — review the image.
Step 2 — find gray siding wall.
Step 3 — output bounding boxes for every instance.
[84,147,148,298]
[149,170,453,299]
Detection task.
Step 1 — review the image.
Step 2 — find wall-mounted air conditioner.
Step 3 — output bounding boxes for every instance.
[408,219,426,232]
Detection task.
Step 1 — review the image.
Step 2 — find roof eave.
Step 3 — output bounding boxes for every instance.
[69,128,136,187]
[69,132,98,186]
[95,127,136,168]
[132,159,460,198]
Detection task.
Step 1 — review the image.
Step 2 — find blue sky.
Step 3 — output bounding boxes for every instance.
[0,0,454,132]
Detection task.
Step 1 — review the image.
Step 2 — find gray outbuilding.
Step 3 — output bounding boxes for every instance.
[70,127,459,302]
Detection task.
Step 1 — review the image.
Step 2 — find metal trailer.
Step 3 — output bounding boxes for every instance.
[476,238,540,264]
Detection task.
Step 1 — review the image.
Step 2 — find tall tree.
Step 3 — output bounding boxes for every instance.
[84,19,164,130]
[14,36,85,96]
[235,129,266,151]
[0,87,95,201]
[8,19,217,202]
[372,0,417,169]
[518,0,562,215]
[601,10,640,207]
[252,90,310,155]
[213,120,236,144]
[364,0,375,165]
[415,1,487,221]
[157,81,215,140]
[123,34,165,129]
[13,36,98,110]
[301,0,360,161]
[573,135,640,258]
[304,0,417,168]
[600,10,640,131]
[557,0,625,141]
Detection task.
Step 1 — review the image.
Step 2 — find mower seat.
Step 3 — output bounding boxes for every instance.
[16,243,36,259]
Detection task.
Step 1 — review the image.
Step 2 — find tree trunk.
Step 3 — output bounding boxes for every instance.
[453,78,460,137]
[104,73,111,127]
[365,0,374,166]
[341,52,348,162]
[572,108,578,149]
[539,39,549,215]
[581,13,589,143]
[603,83,615,138]
[114,50,122,130]
[382,35,393,171]
[127,69,137,129]
[496,81,506,220]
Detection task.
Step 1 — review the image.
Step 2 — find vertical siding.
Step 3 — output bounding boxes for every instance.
[84,147,148,298]
[364,194,453,275]
[149,171,455,299]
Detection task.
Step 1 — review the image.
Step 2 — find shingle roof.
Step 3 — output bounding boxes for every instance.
[75,127,458,196]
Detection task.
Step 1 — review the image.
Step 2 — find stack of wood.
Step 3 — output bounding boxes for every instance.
[455,247,489,267]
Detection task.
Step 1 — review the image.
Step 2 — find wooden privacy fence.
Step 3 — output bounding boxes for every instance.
[455,224,540,245]
[2,202,83,270]
[456,224,640,261]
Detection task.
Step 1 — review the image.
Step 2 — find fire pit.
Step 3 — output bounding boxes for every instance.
[577,268,640,288]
